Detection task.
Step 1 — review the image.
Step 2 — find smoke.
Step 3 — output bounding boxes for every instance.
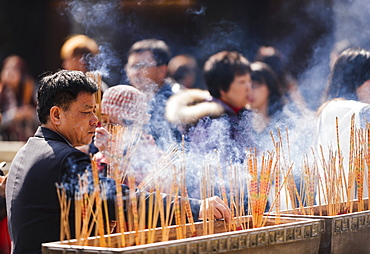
[298,0,370,110]
[333,0,370,48]
[59,0,125,82]
[298,36,332,110]
[186,3,207,16]
[90,43,122,77]
[64,0,121,35]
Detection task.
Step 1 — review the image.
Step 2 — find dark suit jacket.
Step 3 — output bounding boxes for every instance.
[6,126,91,254]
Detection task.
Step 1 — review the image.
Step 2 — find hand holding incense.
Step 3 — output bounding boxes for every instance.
[199,196,231,223]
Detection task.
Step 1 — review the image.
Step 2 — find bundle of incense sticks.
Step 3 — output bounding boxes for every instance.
[86,71,102,122]
[301,154,317,215]
[200,157,217,235]
[56,159,113,247]
[246,150,276,228]
[264,127,320,217]
[56,183,71,242]
[105,125,142,183]
[105,124,125,181]
[274,113,370,217]
[312,114,370,216]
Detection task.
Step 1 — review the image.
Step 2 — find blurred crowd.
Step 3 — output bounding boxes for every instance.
[0,35,311,144]
[2,35,369,179]
[1,35,368,174]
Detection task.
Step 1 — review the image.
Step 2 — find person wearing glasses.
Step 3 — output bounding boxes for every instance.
[125,39,181,150]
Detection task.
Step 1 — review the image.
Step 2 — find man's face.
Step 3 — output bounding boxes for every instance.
[220,73,252,109]
[57,92,98,147]
[126,50,166,92]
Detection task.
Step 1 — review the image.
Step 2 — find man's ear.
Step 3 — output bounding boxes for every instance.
[49,106,62,125]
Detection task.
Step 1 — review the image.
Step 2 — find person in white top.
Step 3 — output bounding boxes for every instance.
[316,47,370,205]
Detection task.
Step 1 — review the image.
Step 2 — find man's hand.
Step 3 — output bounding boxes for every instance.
[199,196,231,223]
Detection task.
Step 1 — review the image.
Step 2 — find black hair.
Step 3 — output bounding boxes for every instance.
[37,70,98,124]
[325,47,370,102]
[204,51,251,98]
[128,39,172,66]
[251,61,285,117]
[254,46,289,94]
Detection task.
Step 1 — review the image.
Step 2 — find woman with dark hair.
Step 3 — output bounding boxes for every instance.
[249,61,315,155]
[249,61,285,133]
[323,47,370,102]
[165,51,255,161]
[254,46,306,107]
[317,47,370,144]
[0,55,39,141]
[316,47,370,203]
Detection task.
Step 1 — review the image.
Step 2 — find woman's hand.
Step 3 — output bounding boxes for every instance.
[94,127,110,152]
[199,196,231,223]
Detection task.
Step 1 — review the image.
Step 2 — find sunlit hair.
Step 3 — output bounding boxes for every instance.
[325,47,370,102]
[251,61,285,117]
[37,70,98,124]
[60,34,99,60]
[128,38,172,66]
[60,34,99,72]
[204,51,251,98]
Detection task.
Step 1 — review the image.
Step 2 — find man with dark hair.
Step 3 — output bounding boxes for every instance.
[6,69,230,253]
[6,70,99,253]
[125,38,180,149]
[166,51,255,160]
[167,54,200,91]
